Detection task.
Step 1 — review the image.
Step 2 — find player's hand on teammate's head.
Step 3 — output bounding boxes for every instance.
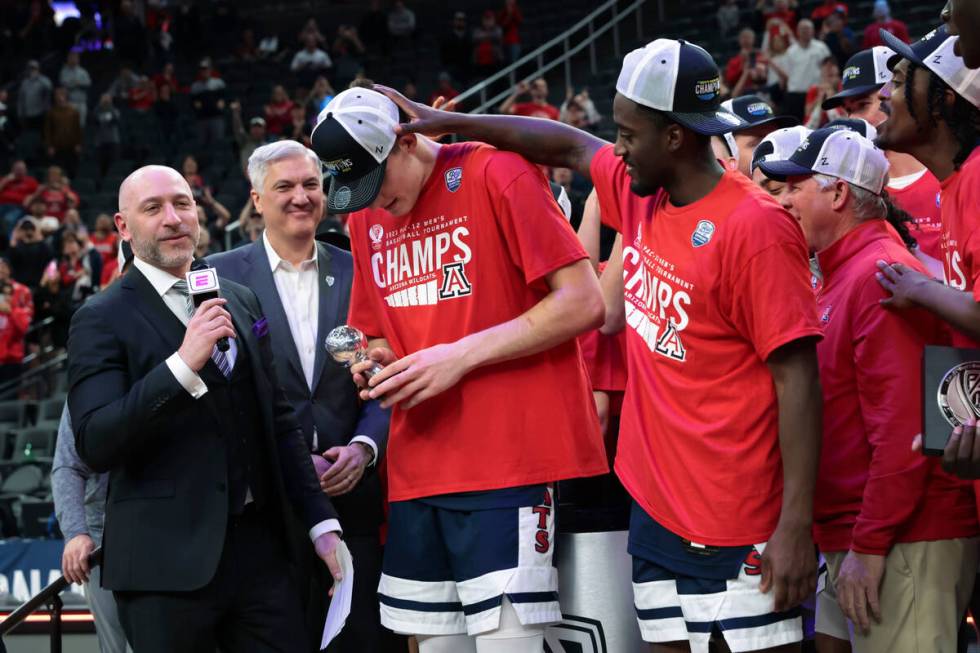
[374,84,454,138]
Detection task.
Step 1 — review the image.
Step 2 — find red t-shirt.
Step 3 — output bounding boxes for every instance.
[347,142,607,502]
[862,19,909,48]
[888,169,942,260]
[510,102,560,121]
[940,148,980,348]
[813,219,977,554]
[0,176,39,206]
[265,100,295,135]
[0,281,33,364]
[811,1,848,22]
[591,145,822,545]
[38,186,79,220]
[90,232,118,266]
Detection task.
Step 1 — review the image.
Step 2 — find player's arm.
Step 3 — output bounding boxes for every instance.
[599,235,625,335]
[365,260,604,409]
[576,189,601,270]
[376,85,607,180]
[876,260,980,341]
[761,337,821,612]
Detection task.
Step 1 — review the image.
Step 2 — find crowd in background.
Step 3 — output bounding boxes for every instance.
[0,0,919,408]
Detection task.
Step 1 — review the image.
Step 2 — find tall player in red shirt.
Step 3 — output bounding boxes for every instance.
[310,88,608,652]
[380,37,824,653]
[822,46,945,269]
[872,27,980,477]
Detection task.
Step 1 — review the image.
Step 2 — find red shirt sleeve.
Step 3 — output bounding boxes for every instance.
[346,215,385,338]
[725,205,822,360]
[485,151,588,286]
[850,275,934,554]
[725,56,744,88]
[955,168,980,302]
[588,144,627,233]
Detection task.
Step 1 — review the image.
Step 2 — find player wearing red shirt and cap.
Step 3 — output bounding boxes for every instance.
[761,127,979,651]
[381,37,824,653]
[310,87,607,653]
[872,26,980,477]
[822,46,945,267]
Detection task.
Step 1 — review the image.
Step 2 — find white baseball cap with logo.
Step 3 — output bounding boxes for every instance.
[616,38,747,135]
[750,125,812,173]
[310,88,400,213]
[758,127,890,194]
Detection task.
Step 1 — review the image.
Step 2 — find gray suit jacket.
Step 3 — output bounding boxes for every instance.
[208,239,389,534]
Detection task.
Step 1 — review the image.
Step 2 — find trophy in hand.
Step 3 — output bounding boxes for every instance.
[325,325,384,380]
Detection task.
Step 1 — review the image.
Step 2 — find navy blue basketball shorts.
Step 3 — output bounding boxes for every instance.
[378,485,560,636]
[629,502,802,652]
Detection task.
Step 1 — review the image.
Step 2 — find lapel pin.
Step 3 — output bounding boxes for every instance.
[325,275,335,287]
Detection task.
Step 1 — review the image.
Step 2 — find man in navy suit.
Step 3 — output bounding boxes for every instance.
[67,166,343,652]
[208,141,389,652]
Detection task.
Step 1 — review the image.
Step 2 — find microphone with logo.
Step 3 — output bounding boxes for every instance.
[186,260,230,352]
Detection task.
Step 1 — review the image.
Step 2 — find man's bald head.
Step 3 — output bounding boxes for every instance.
[118,165,192,214]
[115,165,200,276]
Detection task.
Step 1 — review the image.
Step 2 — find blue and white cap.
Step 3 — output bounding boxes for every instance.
[882,25,980,109]
[750,125,812,173]
[617,39,747,135]
[758,127,890,193]
[822,47,895,109]
[311,88,400,213]
[824,117,878,140]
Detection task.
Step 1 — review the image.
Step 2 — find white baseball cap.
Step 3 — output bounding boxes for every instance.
[616,39,747,135]
[882,25,980,109]
[758,127,890,194]
[310,88,400,213]
[750,125,812,173]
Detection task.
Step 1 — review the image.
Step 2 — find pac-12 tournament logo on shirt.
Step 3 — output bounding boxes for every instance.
[369,217,474,307]
[691,220,715,247]
[369,224,384,251]
[445,167,463,193]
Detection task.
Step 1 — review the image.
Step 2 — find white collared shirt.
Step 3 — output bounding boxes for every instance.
[133,256,238,399]
[262,233,378,464]
[135,256,340,539]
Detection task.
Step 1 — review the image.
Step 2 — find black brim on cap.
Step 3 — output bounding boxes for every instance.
[757,158,815,181]
[326,159,387,214]
[880,29,922,69]
[737,115,799,131]
[667,109,748,135]
[822,83,886,110]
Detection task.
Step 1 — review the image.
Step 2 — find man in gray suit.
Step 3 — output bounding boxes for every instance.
[208,140,389,652]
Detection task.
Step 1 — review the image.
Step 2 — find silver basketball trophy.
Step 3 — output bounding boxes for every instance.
[325,325,384,379]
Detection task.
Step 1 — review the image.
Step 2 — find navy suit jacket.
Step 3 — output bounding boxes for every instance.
[67,267,336,591]
[208,239,389,535]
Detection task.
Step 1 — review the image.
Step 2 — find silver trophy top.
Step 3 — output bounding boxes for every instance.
[324,325,368,367]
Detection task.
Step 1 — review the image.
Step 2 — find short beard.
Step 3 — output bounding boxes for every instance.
[131,234,197,271]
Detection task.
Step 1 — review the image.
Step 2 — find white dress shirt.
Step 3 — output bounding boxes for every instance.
[134,256,339,540]
[263,234,378,464]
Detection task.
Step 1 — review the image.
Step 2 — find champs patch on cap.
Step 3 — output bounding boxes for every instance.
[616,38,747,135]
[723,95,798,131]
[822,46,895,109]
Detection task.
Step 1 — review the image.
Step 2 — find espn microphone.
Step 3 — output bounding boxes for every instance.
[186,260,230,352]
